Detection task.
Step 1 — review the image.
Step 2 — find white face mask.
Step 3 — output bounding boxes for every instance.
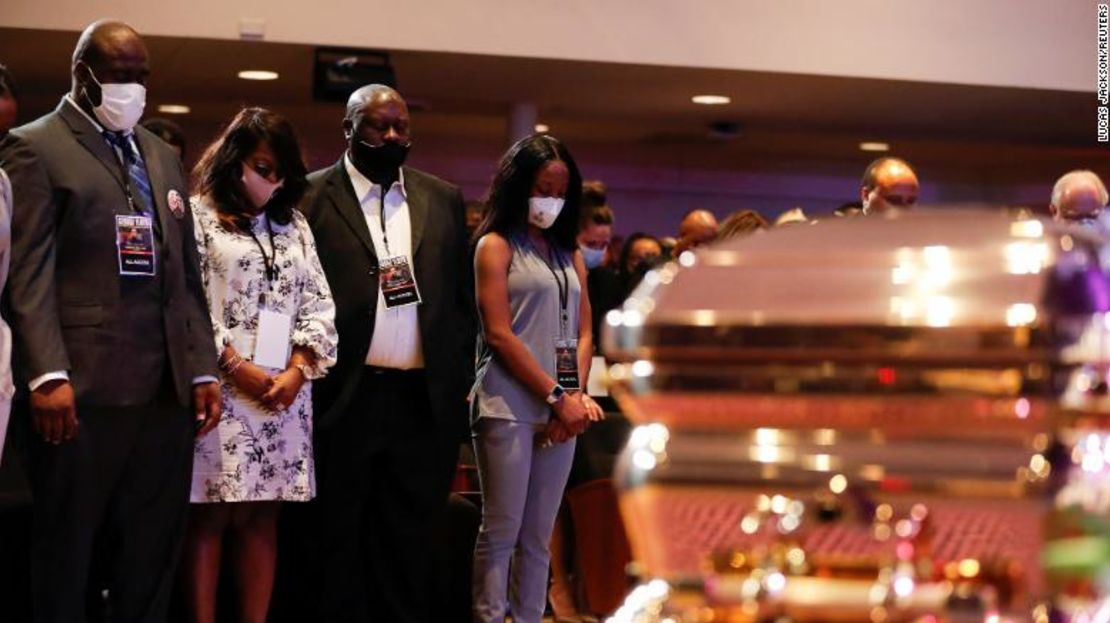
[528,196,564,230]
[84,68,146,133]
[241,163,284,209]
[579,244,607,269]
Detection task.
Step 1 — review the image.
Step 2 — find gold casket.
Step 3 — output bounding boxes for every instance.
[603,210,1110,623]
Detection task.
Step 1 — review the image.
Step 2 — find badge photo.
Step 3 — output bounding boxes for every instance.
[378,256,422,308]
[116,214,156,277]
[167,189,186,219]
[554,338,580,390]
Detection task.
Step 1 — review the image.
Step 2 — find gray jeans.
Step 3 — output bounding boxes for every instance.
[471,417,576,623]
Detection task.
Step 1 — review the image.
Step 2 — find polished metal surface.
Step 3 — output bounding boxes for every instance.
[603,210,1110,623]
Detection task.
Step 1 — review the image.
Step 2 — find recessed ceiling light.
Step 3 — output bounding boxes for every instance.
[692,94,730,105]
[534,123,550,133]
[859,141,890,152]
[238,70,279,81]
[157,104,191,114]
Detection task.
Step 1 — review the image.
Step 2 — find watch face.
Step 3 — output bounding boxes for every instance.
[547,385,566,404]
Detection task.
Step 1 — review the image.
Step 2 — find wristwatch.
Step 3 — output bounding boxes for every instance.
[545,384,567,405]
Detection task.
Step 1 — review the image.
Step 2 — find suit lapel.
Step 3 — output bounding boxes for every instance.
[56,100,127,190]
[327,162,377,261]
[403,167,428,257]
[134,129,169,236]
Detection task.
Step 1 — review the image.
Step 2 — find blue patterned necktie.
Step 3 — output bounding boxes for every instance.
[103,131,155,216]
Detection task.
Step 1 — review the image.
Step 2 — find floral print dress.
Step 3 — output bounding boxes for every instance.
[190,197,338,503]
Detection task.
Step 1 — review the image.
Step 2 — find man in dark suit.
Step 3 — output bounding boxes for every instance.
[300,84,473,622]
[0,20,221,623]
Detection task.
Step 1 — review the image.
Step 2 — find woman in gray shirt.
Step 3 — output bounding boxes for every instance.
[471,134,603,623]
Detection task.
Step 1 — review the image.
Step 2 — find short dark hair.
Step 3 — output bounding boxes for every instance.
[475,133,583,250]
[0,64,18,101]
[193,107,308,232]
[861,157,913,191]
[619,232,662,276]
[141,117,187,159]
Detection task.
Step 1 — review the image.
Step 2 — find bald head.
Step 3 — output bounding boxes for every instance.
[72,20,147,75]
[860,157,919,215]
[345,84,404,121]
[342,84,409,143]
[676,209,718,253]
[70,20,148,109]
[343,83,412,182]
[1050,170,1108,223]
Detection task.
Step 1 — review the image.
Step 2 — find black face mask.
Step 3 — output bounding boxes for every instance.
[350,139,410,182]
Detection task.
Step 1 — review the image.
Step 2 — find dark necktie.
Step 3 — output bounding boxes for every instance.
[103,131,155,216]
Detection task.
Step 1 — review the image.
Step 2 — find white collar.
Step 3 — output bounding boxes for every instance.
[343,152,406,204]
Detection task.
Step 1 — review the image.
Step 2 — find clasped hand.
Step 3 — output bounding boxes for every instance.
[543,392,605,444]
[231,361,304,411]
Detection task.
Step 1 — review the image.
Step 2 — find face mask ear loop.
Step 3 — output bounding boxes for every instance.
[76,61,98,108]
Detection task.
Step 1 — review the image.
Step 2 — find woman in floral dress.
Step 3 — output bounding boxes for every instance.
[183,107,337,623]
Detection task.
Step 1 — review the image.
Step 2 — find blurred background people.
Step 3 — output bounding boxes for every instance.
[588,232,663,356]
[577,181,614,271]
[774,206,811,227]
[674,208,718,255]
[184,107,337,623]
[141,116,187,161]
[833,201,863,217]
[619,233,664,285]
[717,209,768,241]
[578,204,613,269]
[860,157,919,215]
[658,235,676,258]
[1049,170,1107,225]
[465,198,485,238]
[578,179,612,265]
[471,133,603,623]
[604,233,625,269]
[581,180,607,209]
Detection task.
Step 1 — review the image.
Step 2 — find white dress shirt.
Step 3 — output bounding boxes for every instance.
[344,154,424,369]
[28,96,218,391]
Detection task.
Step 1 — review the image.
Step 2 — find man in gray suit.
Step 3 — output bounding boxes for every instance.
[0,20,221,623]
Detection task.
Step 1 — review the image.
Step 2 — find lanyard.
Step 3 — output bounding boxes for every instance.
[103,131,145,216]
[248,215,278,299]
[378,192,392,256]
[534,238,570,337]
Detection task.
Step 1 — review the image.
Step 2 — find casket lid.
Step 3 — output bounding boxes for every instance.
[604,209,1110,364]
